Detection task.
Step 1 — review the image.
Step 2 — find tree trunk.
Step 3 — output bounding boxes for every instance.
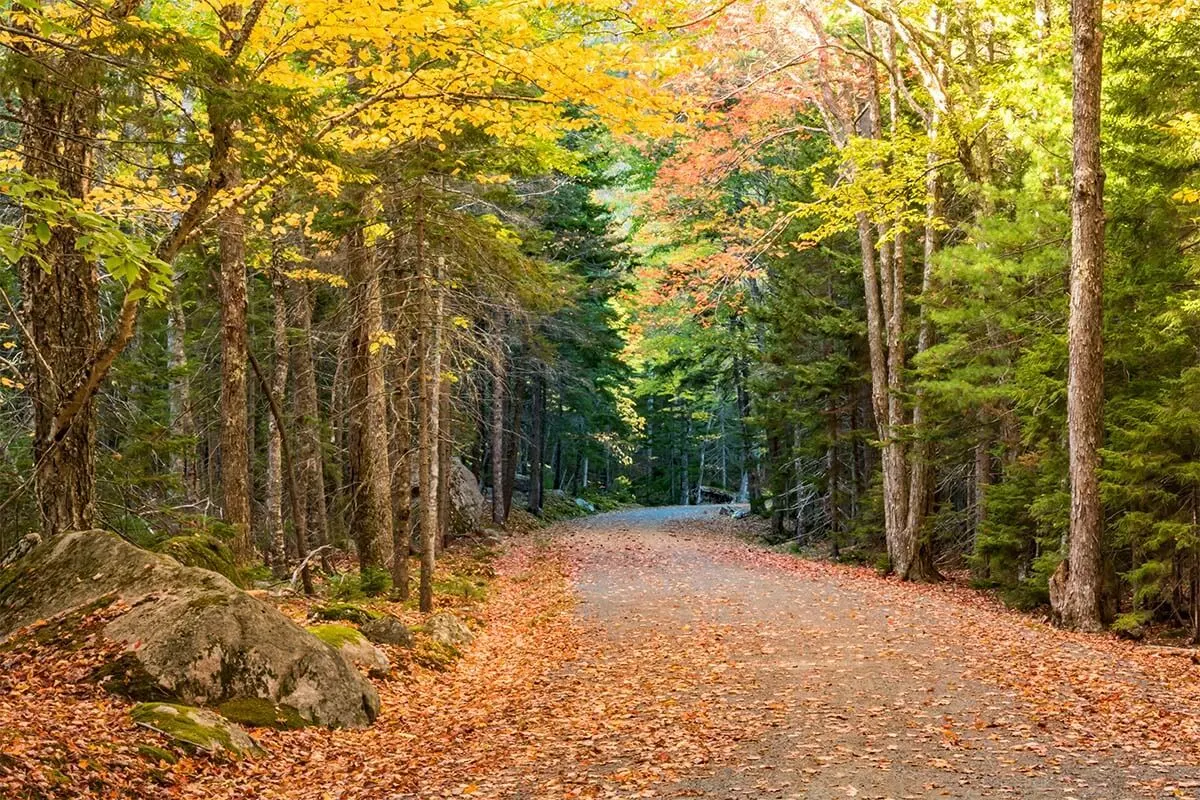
[217,169,253,563]
[1055,0,1106,632]
[529,371,545,514]
[437,368,452,550]
[167,291,198,499]
[974,430,991,540]
[288,279,330,556]
[265,273,289,569]
[20,82,100,538]
[345,197,394,575]
[503,375,523,517]
[418,255,444,613]
[491,335,507,526]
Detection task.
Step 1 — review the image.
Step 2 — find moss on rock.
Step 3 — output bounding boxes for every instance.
[217,697,309,730]
[310,603,380,626]
[155,535,244,588]
[411,638,462,671]
[131,703,262,757]
[307,623,364,649]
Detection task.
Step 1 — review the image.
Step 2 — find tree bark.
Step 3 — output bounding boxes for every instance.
[167,291,198,499]
[1055,0,1106,632]
[265,273,289,568]
[529,370,545,514]
[437,366,452,550]
[288,279,330,556]
[217,172,253,563]
[418,254,444,613]
[346,198,394,576]
[503,375,523,517]
[490,328,507,526]
[19,73,100,538]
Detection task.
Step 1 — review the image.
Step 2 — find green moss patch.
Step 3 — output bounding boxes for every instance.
[411,638,462,671]
[432,573,488,602]
[307,623,364,649]
[310,603,380,625]
[131,703,262,757]
[217,697,309,730]
[136,744,178,765]
[155,535,244,588]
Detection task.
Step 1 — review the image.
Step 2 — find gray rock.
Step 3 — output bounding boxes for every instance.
[307,623,390,678]
[425,611,474,649]
[408,457,485,545]
[0,531,379,728]
[574,497,596,514]
[447,457,486,537]
[361,615,413,647]
[131,702,262,757]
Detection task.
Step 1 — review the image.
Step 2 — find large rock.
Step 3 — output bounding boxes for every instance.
[131,702,262,757]
[0,531,379,728]
[308,624,390,678]
[447,457,485,536]
[425,611,474,649]
[361,615,413,647]
[409,457,485,546]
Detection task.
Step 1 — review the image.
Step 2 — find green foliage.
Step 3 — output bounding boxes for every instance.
[358,568,389,598]
[432,574,488,602]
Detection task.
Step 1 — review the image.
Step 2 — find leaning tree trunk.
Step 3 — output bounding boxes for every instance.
[1054,0,1106,632]
[345,197,394,576]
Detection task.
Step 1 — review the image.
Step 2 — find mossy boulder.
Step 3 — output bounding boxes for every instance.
[216,697,308,730]
[424,611,474,649]
[154,535,243,588]
[131,702,262,757]
[310,603,380,626]
[361,615,413,647]
[0,530,379,728]
[309,624,390,677]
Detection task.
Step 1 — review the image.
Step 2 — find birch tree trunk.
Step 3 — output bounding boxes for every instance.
[1054,0,1106,631]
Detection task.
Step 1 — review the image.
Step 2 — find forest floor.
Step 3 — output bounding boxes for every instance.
[6,506,1200,798]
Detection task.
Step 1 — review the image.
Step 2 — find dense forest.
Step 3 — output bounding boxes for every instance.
[4,0,1197,635]
[4,0,1200,795]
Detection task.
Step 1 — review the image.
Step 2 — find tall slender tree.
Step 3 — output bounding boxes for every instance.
[1053,0,1106,632]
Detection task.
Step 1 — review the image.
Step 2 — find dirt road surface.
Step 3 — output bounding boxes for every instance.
[556,506,1200,800]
